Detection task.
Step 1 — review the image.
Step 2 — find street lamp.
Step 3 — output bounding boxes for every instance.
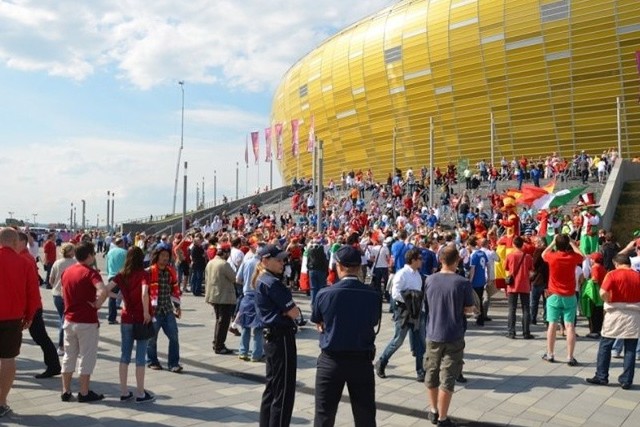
[32,213,38,225]
[106,191,111,232]
[172,80,185,215]
[70,203,73,230]
[8,211,14,219]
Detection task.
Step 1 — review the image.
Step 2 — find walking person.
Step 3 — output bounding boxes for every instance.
[146,247,183,373]
[530,238,549,325]
[254,244,302,427]
[43,232,57,288]
[106,237,127,324]
[49,243,76,356]
[424,245,476,427]
[15,232,62,379]
[375,248,426,382]
[586,254,640,389]
[311,245,381,427]
[504,237,535,339]
[307,237,329,306]
[189,233,207,296]
[541,234,584,366]
[110,247,155,403]
[0,228,41,417]
[236,242,264,362]
[467,237,489,326]
[204,243,237,355]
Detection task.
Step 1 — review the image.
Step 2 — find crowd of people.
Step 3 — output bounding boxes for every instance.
[1,148,639,426]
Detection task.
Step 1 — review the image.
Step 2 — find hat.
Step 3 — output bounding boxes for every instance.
[334,245,361,267]
[589,252,603,263]
[257,244,287,260]
[577,192,599,209]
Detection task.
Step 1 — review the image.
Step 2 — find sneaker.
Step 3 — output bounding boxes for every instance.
[620,383,632,390]
[120,392,134,402]
[215,347,233,355]
[613,353,623,359]
[417,372,426,382]
[542,354,555,363]
[456,374,467,383]
[374,360,386,379]
[135,391,156,404]
[169,365,184,373]
[523,334,535,340]
[57,347,65,356]
[61,392,74,402]
[250,356,266,363]
[567,358,579,367]
[504,333,516,339]
[428,410,439,425]
[586,377,608,386]
[437,418,457,427]
[238,354,250,361]
[0,405,10,417]
[108,320,119,325]
[78,390,105,403]
[147,363,163,370]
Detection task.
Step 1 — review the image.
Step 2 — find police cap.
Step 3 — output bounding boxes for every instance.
[334,245,361,267]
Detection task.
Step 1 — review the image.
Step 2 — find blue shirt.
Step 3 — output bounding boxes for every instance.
[255,271,297,329]
[419,248,438,277]
[391,241,412,272]
[311,277,380,352]
[425,272,474,343]
[469,250,488,288]
[236,254,259,294]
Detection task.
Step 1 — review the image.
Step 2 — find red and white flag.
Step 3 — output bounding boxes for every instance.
[275,123,284,160]
[307,114,315,153]
[291,119,299,157]
[251,131,259,165]
[265,127,272,162]
[244,134,249,165]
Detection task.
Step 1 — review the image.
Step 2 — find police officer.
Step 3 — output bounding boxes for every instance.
[311,245,381,427]
[255,244,301,427]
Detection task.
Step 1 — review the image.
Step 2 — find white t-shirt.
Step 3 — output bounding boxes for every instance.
[392,265,423,303]
[630,256,640,272]
[368,245,390,269]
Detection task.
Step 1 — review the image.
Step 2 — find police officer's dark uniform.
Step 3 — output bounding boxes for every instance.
[255,244,300,427]
[311,245,381,427]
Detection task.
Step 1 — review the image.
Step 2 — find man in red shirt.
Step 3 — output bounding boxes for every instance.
[504,236,535,339]
[60,242,112,403]
[43,232,57,288]
[16,232,61,379]
[0,228,40,417]
[586,254,640,389]
[541,234,584,366]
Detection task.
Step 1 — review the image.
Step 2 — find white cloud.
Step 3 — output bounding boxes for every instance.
[0,0,394,90]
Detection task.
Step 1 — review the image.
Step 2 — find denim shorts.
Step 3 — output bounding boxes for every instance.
[120,323,149,366]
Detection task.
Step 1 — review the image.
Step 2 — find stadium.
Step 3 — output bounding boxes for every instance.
[270,0,640,183]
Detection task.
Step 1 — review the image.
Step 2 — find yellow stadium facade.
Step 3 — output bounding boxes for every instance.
[270,0,640,184]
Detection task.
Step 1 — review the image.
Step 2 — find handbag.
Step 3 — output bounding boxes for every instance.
[132,322,155,340]
[505,253,525,287]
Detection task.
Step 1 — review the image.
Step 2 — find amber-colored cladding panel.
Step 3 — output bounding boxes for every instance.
[271,0,640,183]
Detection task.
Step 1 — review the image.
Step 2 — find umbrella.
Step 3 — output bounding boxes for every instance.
[533,186,587,210]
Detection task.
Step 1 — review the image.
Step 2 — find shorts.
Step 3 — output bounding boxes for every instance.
[62,321,100,375]
[178,261,190,277]
[0,319,23,358]
[546,294,577,324]
[425,338,465,393]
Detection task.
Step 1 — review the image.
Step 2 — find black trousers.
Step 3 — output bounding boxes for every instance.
[260,329,297,427]
[507,293,531,336]
[29,309,60,372]
[473,287,485,325]
[212,304,234,351]
[314,352,376,427]
[588,303,604,334]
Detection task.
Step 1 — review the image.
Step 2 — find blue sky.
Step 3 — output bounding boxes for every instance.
[0,0,393,226]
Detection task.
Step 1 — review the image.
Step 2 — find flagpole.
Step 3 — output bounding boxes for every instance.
[429,117,434,209]
[617,96,622,159]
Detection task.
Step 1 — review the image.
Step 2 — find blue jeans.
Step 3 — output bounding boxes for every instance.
[378,311,425,375]
[239,326,264,360]
[52,295,64,348]
[596,337,638,385]
[190,268,204,295]
[612,338,640,357]
[120,323,149,367]
[309,270,327,307]
[146,312,180,369]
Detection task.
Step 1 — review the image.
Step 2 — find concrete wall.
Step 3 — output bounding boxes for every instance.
[599,159,640,231]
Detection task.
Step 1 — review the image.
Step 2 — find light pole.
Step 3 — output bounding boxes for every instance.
[73,206,77,230]
[111,192,115,231]
[235,162,239,200]
[106,191,111,233]
[172,80,185,215]
[32,213,38,225]
[182,161,188,235]
[81,199,86,230]
[214,170,217,206]
[96,214,99,229]
[70,203,73,230]
[8,211,14,219]
[202,176,205,206]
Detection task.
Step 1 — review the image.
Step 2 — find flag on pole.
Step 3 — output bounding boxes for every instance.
[251,131,260,164]
[533,186,587,210]
[265,127,272,162]
[275,123,284,160]
[307,114,315,153]
[291,119,299,157]
[244,134,249,165]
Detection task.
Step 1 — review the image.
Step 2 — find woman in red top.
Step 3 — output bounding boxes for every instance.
[111,247,154,403]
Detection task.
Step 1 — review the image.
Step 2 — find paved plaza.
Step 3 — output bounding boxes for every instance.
[2,253,639,427]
